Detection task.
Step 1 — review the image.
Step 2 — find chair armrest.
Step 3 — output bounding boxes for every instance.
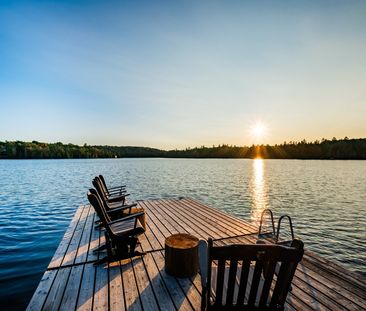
[108,185,126,190]
[107,193,130,203]
[107,188,127,195]
[106,193,130,199]
[107,200,133,209]
[108,211,145,225]
[106,203,138,214]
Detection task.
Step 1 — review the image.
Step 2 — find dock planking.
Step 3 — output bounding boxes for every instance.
[27,198,366,311]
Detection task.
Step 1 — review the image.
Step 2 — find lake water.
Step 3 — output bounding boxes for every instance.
[0,158,365,310]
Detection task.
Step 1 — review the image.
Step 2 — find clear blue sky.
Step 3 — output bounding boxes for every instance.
[1,1,365,149]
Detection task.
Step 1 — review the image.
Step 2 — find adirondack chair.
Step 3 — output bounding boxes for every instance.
[93,177,130,207]
[199,238,304,311]
[89,188,137,219]
[91,180,145,229]
[87,190,145,264]
[98,174,126,196]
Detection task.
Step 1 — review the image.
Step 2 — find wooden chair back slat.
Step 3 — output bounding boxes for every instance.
[273,239,304,307]
[98,175,109,194]
[225,260,238,306]
[270,261,296,307]
[258,260,277,308]
[92,178,107,200]
[278,263,298,305]
[236,260,250,305]
[96,176,109,196]
[214,259,226,306]
[248,260,264,306]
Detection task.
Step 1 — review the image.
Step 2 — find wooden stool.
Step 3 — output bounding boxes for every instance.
[165,233,199,278]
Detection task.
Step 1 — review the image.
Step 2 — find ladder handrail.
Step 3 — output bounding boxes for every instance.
[258,209,276,237]
[276,214,295,243]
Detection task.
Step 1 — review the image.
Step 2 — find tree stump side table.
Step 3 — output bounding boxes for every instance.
[165,233,199,278]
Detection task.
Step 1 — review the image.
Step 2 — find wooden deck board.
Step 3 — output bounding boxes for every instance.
[147,200,313,311]
[28,198,366,311]
[139,222,194,311]
[87,210,100,263]
[142,201,203,308]
[141,253,177,311]
[42,267,71,311]
[121,259,142,311]
[75,206,94,264]
[76,263,96,311]
[108,261,125,311]
[26,269,58,311]
[48,205,86,269]
[61,206,91,267]
[93,263,109,311]
[131,255,160,311]
[59,265,84,311]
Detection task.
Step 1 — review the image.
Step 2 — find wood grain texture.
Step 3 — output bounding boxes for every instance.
[27,199,366,311]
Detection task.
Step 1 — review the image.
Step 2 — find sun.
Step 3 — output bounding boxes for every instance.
[251,122,267,140]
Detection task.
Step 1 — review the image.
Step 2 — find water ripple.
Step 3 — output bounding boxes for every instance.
[0,158,365,310]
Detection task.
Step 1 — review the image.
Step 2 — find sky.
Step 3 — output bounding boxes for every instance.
[0,0,365,149]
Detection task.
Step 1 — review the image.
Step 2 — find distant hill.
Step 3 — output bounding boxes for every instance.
[0,138,365,159]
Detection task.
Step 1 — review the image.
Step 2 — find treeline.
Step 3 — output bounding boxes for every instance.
[252,138,366,159]
[0,138,365,159]
[0,141,163,159]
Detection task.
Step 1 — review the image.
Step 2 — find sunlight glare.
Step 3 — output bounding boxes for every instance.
[250,158,269,225]
[254,158,264,184]
[251,122,267,139]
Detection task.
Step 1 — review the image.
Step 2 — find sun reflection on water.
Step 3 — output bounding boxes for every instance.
[249,158,269,225]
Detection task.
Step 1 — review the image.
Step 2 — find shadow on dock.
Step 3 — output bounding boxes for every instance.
[27,198,366,311]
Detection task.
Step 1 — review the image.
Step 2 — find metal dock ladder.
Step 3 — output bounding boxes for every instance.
[258,209,296,246]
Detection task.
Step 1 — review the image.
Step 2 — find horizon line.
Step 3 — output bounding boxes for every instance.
[1,136,364,151]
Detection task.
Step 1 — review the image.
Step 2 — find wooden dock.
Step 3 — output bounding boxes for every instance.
[27,198,366,311]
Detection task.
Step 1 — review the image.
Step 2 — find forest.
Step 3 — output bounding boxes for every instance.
[0,138,365,159]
